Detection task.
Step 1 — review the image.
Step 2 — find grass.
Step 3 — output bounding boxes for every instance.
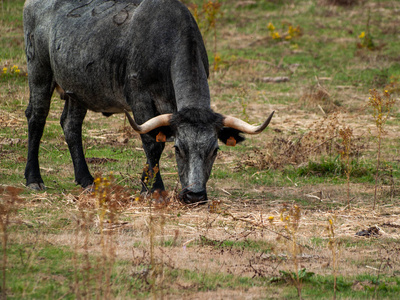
[1,0,400,298]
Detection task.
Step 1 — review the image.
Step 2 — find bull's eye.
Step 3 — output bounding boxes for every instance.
[174,145,182,157]
[212,147,220,157]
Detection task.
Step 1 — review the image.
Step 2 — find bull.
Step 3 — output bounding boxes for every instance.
[23,0,274,204]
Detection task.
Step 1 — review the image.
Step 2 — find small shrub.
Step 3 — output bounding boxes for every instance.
[267,22,302,42]
[356,10,378,51]
[0,65,27,81]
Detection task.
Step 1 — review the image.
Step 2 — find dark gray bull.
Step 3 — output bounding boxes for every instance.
[23,0,274,204]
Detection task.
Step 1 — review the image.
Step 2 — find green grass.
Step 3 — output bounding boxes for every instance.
[6,239,400,299]
[5,243,75,299]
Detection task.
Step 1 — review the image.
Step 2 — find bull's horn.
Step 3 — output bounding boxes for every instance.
[124,110,172,134]
[223,111,275,134]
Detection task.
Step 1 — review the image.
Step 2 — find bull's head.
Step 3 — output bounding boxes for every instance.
[125,108,274,204]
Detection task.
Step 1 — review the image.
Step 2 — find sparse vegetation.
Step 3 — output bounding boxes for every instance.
[1,0,400,298]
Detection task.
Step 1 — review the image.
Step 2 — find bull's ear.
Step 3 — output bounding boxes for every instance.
[218,127,245,146]
[149,126,174,142]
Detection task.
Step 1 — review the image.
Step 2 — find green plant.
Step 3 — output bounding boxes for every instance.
[356,9,378,51]
[267,22,302,42]
[275,268,314,284]
[0,64,26,82]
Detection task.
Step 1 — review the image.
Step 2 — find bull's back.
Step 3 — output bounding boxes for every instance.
[23,0,207,113]
[24,0,144,111]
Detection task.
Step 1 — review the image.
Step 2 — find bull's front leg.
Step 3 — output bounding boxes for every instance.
[60,99,93,188]
[140,133,165,194]
[24,84,52,190]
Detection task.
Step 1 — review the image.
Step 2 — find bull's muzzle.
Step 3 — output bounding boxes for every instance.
[179,188,208,204]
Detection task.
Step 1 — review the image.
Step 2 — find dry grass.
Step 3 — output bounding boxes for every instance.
[17,192,400,285]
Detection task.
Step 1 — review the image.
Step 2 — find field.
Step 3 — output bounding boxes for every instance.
[1,0,400,298]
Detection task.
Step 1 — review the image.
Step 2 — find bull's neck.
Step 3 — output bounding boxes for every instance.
[171,48,211,111]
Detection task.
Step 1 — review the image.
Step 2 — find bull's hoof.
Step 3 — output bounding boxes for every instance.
[78,177,94,189]
[27,182,46,191]
[178,189,208,205]
[83,183,95,193]
[184,199,208,206]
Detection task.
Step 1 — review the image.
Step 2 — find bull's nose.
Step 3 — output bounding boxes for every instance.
[179,189,208,204]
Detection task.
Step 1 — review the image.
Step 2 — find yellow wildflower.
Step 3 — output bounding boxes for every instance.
[2,67,7,74]
[272,31,281,40]
[358,31,365,39]
[267,22,275,31]
[214,53,221,71]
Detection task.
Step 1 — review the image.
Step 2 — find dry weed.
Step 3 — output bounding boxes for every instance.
[339,126,353,208]
[239,111,367,173]
[0,186,22,299]
[239,112,340,170]
[300,84,339,114]
[326,215,341,300]
[368,89,396,209]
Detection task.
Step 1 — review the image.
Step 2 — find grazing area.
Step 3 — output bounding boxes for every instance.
[1,0,400,298]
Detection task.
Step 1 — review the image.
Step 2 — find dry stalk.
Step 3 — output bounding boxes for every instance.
[73,173,128,299]
[226,211,312,251]
[326,215,340,300]
[280,204,303,299]
[339,126,353,209]
[0,187,22,300]
[141,165,170,299]
[368,89,396,209]
[73,208,95,300]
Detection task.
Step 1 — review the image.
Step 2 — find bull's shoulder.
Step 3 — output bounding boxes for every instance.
[24,0,60,22]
